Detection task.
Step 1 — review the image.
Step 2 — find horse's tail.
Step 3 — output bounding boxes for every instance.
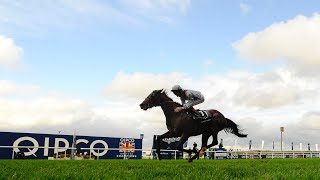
[224,118,247,138]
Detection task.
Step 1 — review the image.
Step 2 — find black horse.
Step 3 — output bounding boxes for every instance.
[139,89,247,162]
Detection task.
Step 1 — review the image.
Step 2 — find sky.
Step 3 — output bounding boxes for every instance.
[1,0,320,151]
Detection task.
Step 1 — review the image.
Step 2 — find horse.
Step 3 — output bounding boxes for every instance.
[139,89,247,162]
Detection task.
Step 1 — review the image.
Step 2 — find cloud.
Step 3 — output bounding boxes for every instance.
[301,112,320,130]
[159,0,191,14]
[230,69,311,109]
[0,35,23,69]
[0,90,164,149]
[233,14,320,66]
[0,0,140,35]
[61,0,141,25]
[158,16,175,24]
[105,69,319,110]
[200,68,319,110]
[203,59,214,65]
[119,0,191,23]
[0,80,39,96]
[0,93,92,128]
[104,71,188,99]
[240,2,252,14]
[0,0,191,34]
[2,67,320,149]
[121,0,191,14]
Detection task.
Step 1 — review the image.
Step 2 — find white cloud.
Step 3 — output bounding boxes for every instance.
[0,1,140,35]
[61,0,141,25]
[0,0,190,34]
[240,2,251,14]
[230,69,315,109]
[104,69,319,111]
[301,112,320,130]
[159,0,191,14]
[120,0,191,23]
[233,14,320,66]
[0,35,23,69]
[158,16,175,24]
[121,0,191,14]
[0,80,38,96]
[203,59,214,65]
[199,69,318,110]
[2,67,320,149]
[0,94,91,128]
[104,71,188,99]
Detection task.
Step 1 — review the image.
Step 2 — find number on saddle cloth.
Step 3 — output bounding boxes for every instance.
[186,110,211,122]
[198,110,210,119]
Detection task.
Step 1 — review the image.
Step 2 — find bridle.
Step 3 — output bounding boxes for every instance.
[143,97,154,109]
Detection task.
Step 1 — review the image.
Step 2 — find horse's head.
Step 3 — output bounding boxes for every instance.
[140,89,167,110]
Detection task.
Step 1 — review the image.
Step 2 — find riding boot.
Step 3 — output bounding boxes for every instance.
[187,108,203,120]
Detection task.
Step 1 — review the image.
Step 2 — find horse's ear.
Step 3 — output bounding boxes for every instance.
[161,89,166,93]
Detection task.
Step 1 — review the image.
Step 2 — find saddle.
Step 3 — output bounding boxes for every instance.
[186,109,212,123]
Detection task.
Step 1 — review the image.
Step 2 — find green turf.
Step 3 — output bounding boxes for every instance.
[1,159,320,179]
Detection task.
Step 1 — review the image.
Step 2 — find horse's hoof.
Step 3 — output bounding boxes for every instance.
[188,159,193,163]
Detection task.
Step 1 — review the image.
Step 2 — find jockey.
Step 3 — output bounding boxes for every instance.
[171,85,205,119]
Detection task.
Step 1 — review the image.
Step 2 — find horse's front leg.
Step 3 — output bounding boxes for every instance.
[156,131,173,160]
[175,133,191,158]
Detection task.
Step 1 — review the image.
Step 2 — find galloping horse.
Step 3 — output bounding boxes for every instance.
[139,89,247,162]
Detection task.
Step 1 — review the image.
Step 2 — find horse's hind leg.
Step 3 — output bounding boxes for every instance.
[207,133,219,148]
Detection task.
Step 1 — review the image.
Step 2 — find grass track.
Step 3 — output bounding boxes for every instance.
[1,159,320,179]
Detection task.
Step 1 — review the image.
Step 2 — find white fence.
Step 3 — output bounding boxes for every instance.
[206,150,320,160]
[1,145,320,160]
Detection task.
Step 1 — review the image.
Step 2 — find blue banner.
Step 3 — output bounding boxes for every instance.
[152,135,184,159]
[0,131,142,159]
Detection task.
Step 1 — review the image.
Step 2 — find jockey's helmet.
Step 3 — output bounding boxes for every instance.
[171,85,182,91]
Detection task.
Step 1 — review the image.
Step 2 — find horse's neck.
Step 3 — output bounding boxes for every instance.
[160,102,177,116]
[160,100,181,129]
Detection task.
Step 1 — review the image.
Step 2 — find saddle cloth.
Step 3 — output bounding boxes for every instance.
[189,110,212,123]
[197,110,211,119]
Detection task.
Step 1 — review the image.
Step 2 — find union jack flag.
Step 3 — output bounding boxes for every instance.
[119,140,135,152]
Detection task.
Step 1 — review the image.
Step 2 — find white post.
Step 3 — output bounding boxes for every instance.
[97,149,100,160]
[12,149,15,160]
[71,129,76,160]
[174,151,177,160]
[300,143,302,151]
[280,127,284,151]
